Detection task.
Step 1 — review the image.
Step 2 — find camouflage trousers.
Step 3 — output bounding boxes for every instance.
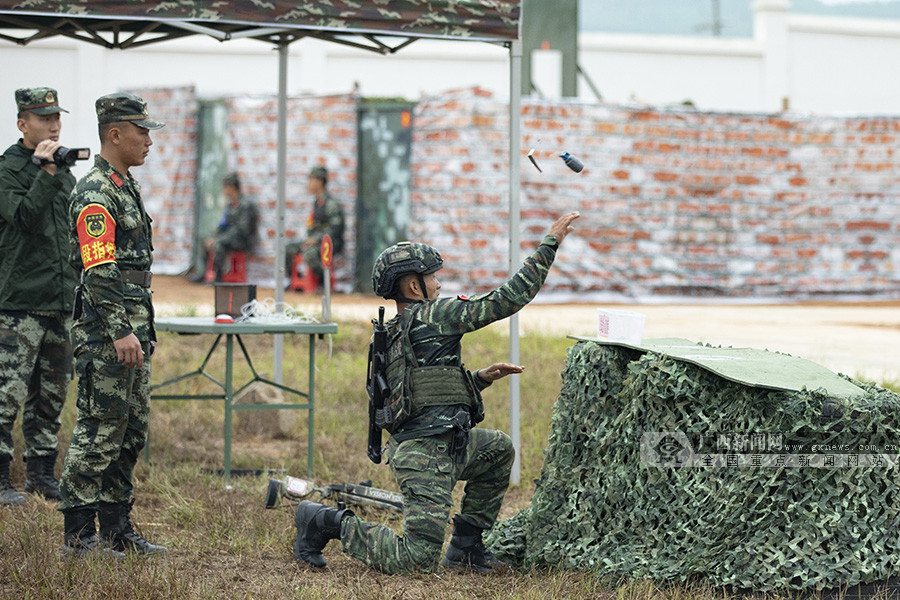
[0,310,72,460]
[341,427,514,574]
[59,341,151,511]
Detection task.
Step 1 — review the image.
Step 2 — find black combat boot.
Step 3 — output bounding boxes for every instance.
[98,499,167,556]
[24,452,61,500]
[63,507,126,559]
[0,454,25,506]
[440,516,506,573]
[293,500,354,568]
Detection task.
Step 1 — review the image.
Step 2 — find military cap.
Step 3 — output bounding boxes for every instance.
[15,87,68,115]
[309,166,328,183]
[95,92,164,129]
[222,172,241,189]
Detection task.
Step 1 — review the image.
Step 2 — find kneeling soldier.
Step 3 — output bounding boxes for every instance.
[294,211,579,573]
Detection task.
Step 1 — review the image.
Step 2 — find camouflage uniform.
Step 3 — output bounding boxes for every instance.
[0,88,76,499]
[340,235,559,573]
[210,195,257,277]
[59,99,161,512]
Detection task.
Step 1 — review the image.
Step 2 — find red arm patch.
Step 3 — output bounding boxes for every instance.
[76,204,117,269]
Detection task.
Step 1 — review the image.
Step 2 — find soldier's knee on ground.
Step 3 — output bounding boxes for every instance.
[406,540,444,573]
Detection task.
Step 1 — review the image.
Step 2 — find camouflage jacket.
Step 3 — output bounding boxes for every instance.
[305,192,345,254]
[388,235,559,440]
[215,195,257,251]
[0,140,77,312]
[69,155,155,346]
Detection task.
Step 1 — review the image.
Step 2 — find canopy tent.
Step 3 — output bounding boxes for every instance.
[0,0,528,483]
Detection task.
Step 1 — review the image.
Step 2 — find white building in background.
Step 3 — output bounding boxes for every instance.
[1,0,899,162]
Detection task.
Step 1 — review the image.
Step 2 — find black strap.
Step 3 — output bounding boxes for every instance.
[120,269,152,288]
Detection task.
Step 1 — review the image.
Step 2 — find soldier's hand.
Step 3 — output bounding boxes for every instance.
[113,333,144,369]
[33,139,62,175]
[548,212,580,245]
[477,363,524,383]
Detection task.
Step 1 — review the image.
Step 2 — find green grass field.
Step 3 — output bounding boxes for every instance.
[0,318,884,599]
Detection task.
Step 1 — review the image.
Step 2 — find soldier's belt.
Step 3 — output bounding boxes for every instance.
[121,269,152,288]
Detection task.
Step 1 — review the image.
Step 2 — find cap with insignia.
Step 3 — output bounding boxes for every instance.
[15,87,69,115]
[95,92,164,130]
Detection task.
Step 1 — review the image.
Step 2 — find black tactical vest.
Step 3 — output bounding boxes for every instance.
[378,304,484,433]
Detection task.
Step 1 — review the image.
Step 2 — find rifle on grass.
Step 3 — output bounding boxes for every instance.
[264,475,402,512]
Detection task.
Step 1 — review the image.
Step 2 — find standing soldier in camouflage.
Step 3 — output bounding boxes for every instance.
[0,87,78,506]
[59,92,166,558]
[293,212,580,573]
[286,166,345,287]
[191,172,258,283]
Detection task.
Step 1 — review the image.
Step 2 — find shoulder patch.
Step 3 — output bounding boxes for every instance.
[457,294,469,301]
[110,172,124,188]
[76,203,117,270]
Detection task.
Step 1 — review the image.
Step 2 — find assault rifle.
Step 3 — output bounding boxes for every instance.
[367,306,389,463]
[264,475,402,512]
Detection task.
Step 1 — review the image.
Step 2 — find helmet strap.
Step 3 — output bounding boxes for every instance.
[417,274,430,300]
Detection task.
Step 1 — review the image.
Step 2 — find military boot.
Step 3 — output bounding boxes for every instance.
[24,452,61,500]
[98,499,167,556]
[293,500,353,568]
[440,516,506,573]
[0,454,25,506]
[63,507,126,559]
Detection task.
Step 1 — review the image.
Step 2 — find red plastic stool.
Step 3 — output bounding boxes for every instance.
[205,251,247,283]
[290,253,334,293]
[221,251,247,283]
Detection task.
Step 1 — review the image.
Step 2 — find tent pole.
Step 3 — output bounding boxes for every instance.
[508,37,522,485]
[273,39,289,383]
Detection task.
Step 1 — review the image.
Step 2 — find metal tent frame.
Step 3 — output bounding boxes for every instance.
[0,1,527,482]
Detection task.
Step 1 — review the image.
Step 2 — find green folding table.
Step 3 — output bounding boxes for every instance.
[149,317,338,477]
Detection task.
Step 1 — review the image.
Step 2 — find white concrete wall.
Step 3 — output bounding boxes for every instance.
[2,1,900,169]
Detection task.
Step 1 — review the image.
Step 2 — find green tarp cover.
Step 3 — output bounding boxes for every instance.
[485,339,900,591]
[572,336,865,399]
[0,1,521,41]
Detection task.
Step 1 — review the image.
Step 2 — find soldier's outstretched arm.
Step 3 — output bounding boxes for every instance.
[421,211,581,334]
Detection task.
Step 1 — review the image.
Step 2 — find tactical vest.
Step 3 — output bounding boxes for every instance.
[377,305,484,434]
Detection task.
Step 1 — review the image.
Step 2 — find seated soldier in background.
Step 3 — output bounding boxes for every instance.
[192,172,257,283]
[285,166,345,289]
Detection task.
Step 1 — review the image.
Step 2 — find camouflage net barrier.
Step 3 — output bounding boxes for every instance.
[486,339,900,592]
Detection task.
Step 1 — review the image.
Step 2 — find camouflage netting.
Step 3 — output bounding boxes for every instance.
[486,339,900,592]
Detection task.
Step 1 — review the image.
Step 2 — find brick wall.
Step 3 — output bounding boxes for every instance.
[138,90,357,289]
[140,85,900,300]
[225,94,358,288]
[134,86,198,275]
[413,88,900,300]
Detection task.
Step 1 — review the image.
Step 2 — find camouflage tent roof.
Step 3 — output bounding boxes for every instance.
[0,1,521,49]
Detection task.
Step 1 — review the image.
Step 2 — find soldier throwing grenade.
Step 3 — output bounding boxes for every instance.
[293,211,579,574]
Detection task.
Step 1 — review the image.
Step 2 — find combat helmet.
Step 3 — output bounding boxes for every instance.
[372,242,443,299]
